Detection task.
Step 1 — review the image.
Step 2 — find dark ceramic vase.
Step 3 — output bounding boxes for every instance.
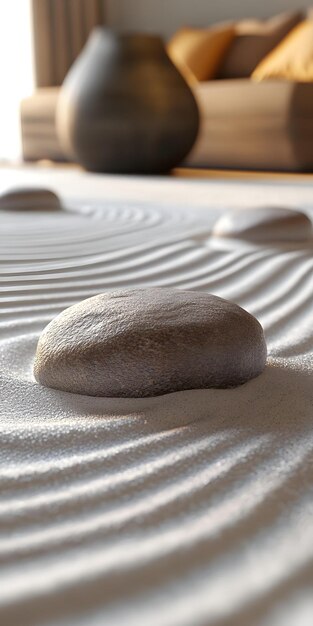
[56,29,199,173]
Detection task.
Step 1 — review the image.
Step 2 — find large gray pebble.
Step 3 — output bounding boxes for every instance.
[34,289,267,398]
[0,187,62,211]
[213,207,312,242]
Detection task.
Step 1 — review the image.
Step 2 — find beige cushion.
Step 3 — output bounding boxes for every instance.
[217,11,302,79]
[167,25,235,82]
[252,20,313,82]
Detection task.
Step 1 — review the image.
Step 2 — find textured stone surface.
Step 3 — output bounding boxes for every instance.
[0,187,62,211]
[34,289,267,398]
[213,207,312,242]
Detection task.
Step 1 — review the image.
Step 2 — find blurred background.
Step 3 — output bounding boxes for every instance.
[2,0,311,172]
[106,0,305,36]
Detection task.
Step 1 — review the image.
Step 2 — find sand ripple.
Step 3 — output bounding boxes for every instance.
[1,193,313,626]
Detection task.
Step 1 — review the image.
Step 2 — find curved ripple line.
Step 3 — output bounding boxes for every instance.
[1,191,313,625]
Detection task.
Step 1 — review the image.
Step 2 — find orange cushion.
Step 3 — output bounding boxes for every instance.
[252,19,313,82]
[218,11,302,79]
[167,25,235,82]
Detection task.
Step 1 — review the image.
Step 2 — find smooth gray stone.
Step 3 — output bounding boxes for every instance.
[213,207,312,242]
[0,187,62,211]
[34,289,267,398]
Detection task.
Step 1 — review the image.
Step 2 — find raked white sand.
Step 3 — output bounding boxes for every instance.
[0,167,313,626]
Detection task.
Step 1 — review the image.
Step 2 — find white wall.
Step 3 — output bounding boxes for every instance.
[105,0,307,38]
[0,0,34,160]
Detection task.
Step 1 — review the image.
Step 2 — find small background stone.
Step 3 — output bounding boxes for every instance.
[0,187,62,211]
[212,206,312,242]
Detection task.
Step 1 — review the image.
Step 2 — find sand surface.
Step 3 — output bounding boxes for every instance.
[0,168,313,625]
